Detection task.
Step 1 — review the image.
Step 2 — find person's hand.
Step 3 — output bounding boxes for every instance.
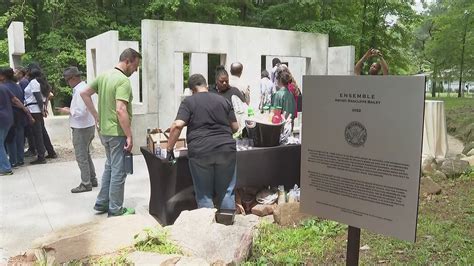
[124,136,133,152]
[55,107,70,114]
[364,49,374,58]
[43,109,48,118]
[166,149,176,164]
[93,114,100,132]
[27,114,35,125]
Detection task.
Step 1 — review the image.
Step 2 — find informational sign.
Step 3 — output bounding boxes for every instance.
[300,76,425,242]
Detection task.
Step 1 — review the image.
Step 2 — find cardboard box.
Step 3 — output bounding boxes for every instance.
[147,128,186,155]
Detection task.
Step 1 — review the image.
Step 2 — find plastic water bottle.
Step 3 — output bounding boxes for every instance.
[124,151,133,174]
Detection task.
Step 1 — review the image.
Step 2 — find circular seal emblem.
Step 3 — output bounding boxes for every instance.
[344,121,367,147]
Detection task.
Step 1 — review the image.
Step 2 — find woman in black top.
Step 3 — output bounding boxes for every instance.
[167,74,239,212]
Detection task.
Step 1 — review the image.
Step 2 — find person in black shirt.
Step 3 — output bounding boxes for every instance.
[167,74,239,211]
[209,65,246,104]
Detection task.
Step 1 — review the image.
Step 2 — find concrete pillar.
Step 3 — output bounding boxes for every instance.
[7,21,25,69]
[189,53,208,83]
[328,46,355,75]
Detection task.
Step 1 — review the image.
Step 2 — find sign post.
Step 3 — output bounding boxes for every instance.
[300,76,425,263]
[346,226,361,266]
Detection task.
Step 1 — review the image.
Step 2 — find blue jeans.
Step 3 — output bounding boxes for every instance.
[6,124,25,165]
[0,127,12,173]
[96,135,127,215]
[188,151,237,210]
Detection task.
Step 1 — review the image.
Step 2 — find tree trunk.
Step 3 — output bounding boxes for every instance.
[431,63,438,97]
[358,0,369,59]
[458,14,469,98]
[369,0,382,49]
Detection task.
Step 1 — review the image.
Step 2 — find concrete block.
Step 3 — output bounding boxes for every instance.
[8,21,25,68]
[328,46,355,75]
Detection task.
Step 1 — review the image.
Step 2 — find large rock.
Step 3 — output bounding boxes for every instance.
[273,202,313,226]
[30,214,158,263]
[439,159,470,178]
[461,155,474,166]
[167,208,260,265]
[421,156,437,175]
[420,176,442,195]
[127,252,209,265]
[432,170,447,180]
[251,204,276,217]
[462,141,474,155]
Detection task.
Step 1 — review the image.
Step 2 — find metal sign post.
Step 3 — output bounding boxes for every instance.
[346,226,361,266]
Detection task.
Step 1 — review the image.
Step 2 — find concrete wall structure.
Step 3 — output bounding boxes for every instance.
[142,20,329,128]
[85,31,143,114]
[7,22,25,69]
[328,46,355,75]
[81,20,358,152]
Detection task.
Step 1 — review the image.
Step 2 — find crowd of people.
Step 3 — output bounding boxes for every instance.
[0,65,57,176]
[1,48,387,218]
[165,57,302,215]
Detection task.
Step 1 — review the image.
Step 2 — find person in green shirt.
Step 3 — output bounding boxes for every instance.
[272,71,296,119]
[80,48,141,217]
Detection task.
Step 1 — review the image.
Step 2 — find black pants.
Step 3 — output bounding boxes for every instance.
[31,113,46,159]
[31,113,56,159]
[42,121,55,156]
[25,125,36,153]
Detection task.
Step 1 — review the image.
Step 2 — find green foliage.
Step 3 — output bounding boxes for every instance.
[134,227,182,254]
[1,0,469,107]
[246,219,345,264]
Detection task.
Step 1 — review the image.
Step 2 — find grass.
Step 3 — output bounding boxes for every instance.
[133,227,182,254]
[245,219,346,265]
[245,175,473,264]
[426,96,474,144]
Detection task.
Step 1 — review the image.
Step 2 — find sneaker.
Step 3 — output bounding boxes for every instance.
[0,171,13,176]
[11,163,19,169]
[108,207,135,217]
[45,153,58,159]
[71,183,92,193]
[30,158,47,165]
[16,161,25,166]
[93,204,108,214]
[91,178,98,187]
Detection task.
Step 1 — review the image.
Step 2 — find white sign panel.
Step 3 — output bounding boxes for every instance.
[301,76,425,242]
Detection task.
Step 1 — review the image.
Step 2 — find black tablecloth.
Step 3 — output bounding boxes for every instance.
[141,144,301,225]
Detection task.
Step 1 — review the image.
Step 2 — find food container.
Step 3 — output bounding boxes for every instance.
[245,120,283,147]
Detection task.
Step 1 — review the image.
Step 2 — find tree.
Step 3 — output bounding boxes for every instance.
[425,0,474,97]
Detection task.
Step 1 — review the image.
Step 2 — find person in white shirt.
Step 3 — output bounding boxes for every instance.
[259,70,274,112]
[229,62,251,105]
[57,67,97,193]
[270,57,281,92]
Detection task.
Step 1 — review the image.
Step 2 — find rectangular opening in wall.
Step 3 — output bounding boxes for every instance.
[208,54,225,86]
[183,53,190,91]
[261,55,266,72]
[91,49,97,78]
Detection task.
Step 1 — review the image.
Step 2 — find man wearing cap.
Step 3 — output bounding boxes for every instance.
[57,67,97,193]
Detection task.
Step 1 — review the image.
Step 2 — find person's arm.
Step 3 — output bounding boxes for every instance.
[11,96,35,123]
[167,120,186,152]
[234,87,246,103]
[379,54,389,75]
[33,92,44,114]
[230,121,239,133]
[80,87,99,127]
[354,49,373,75]
[244,85,251,105]
[116,99,133,152]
